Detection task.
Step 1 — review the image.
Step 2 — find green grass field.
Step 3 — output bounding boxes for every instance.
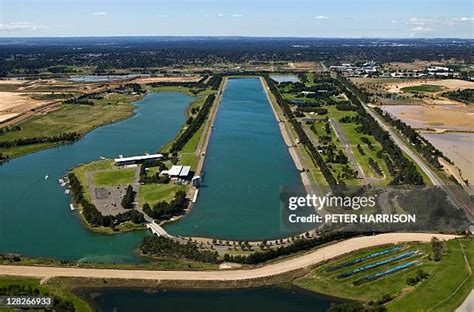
[138,183,186,206]
[92,167,137,186]
[0,93,137,158]
[294,238,473,311]
[0,277,92,312]
[400,84,443,93]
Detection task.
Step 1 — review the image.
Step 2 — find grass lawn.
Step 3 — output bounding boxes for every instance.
[0,277,92,312]
[294,238,473,311]
[92,167,136,186]
[0,93,137,158]
[72,160,115,201]
[400,84,443,93]
[138,183,186,206]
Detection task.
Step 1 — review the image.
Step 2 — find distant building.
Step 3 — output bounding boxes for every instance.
[114,153,163,166]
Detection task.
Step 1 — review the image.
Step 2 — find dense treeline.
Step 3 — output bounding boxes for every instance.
[224,232,357,264]
[1,38,471,76]
[443,89,474,104]
[121,185,136,209]
[264,75,340,189]
[170,94,215,152]
[0,284,75,311]
[143,190,188,221]
[140,236,218,263]
[374,107,448,169]
[334,74,424,185]
[68,172,145,227]
[0,132,81,148]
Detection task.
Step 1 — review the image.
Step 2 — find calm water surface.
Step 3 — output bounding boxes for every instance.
[166,78,303,239]
[0,92,191,262]
[270,74,300,83]
[82,287,340,312]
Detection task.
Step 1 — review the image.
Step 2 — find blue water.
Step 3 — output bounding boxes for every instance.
[82,287,341,312]
[166,78,303,239]
[0,92,192,262]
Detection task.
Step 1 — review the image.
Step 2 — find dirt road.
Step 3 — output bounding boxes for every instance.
[0,233,457,281]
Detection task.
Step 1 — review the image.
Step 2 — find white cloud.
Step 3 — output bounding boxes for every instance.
[0,22,46,32]
[406,16,474,27]
[218,13,224,17]
[232,14,243,18]
[315,15,329,20]
[92,12,107,16]
[410,26,431,32]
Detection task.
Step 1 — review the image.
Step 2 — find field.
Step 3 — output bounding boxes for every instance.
[0,93,138,158]
[138,183,186,206]
[92,167,137,186]
[294,238,473,311]
[276,73,392,187]
[400,84,443,93]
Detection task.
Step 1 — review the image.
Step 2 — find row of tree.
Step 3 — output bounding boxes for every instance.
[334,74,425,185]
[223,232,357,264]
[142,190,189,221]
[170,94,216,152]
[121,185,136,209]
[374,107,449,169]
[139,236,219,263]
[264,75,339,189]
[0,132,81,148]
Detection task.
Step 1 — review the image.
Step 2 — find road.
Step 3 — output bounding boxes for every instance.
[329,118,371,185]
[0,233,457,281]
[326,70,473,222]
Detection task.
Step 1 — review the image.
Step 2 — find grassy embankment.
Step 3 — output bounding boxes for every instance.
[294,238,473,311]
[0,277,92,312]
[0,93,139,159]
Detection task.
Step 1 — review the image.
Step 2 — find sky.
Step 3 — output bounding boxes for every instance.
[0,0,473,38]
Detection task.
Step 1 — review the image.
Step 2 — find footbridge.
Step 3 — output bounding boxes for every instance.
[146,221,173,238]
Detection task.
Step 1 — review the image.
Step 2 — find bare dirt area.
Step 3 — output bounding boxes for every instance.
[130,76,202,84]
[288,62,319,71]
[381,104,474,132]
[0,92,54,122]
[385,79,474,94]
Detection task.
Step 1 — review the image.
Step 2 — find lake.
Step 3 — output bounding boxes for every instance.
[165,78,304,239]
[0,92,191,262]
[421,132,474,184]
[270,74,300,83]
[81,287,340,312]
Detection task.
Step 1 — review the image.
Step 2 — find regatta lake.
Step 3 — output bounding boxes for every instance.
[0,78,304,262]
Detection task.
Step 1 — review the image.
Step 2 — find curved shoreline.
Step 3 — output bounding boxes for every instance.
[0,233,458,281]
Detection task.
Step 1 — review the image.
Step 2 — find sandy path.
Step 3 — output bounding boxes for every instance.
[0,233,457,281]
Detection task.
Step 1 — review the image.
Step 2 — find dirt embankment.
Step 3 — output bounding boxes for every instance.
[0,233,457,282]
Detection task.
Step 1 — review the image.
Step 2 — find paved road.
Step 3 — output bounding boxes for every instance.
[0,233,457,281]
[327,70,472,222]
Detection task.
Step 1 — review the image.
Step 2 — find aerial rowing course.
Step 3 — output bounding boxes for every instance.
[0,233,457,281]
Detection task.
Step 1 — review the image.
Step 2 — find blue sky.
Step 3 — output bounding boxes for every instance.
[0,0,472,38]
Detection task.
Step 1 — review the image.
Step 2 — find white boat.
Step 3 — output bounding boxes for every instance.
[64,190,70,194]
[44,175,49,180]
[60,182,66,187]
[69,204,75,211]
[58,178,64,184]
